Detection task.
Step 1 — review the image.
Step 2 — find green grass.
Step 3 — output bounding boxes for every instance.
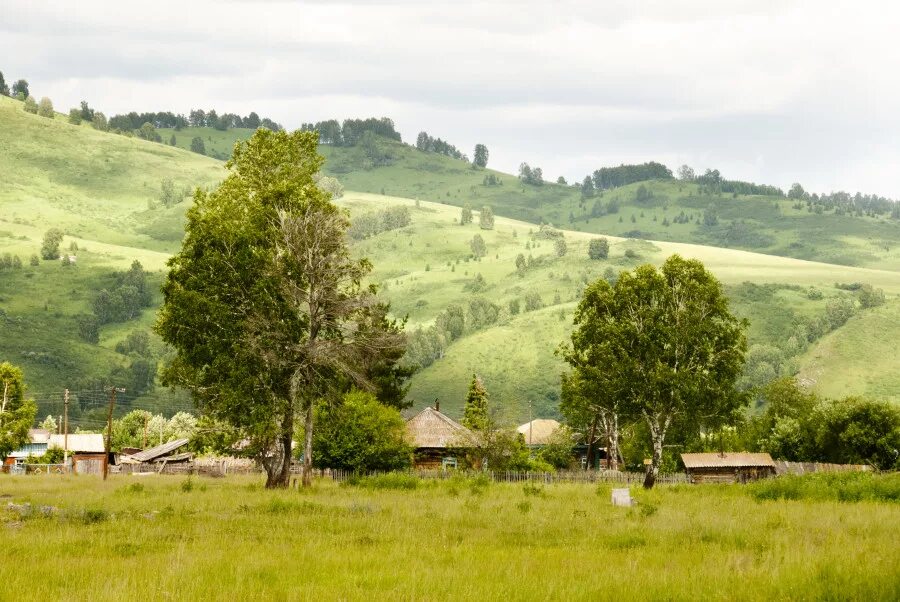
[1,474,898,601]
[797,300,900,403]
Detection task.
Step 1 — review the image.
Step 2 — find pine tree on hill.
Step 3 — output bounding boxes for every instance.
[462,374,489,431]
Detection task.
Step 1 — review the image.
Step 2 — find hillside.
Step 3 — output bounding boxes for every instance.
[0,95,224,422]
[3,104,900,425]
[163,126,900,270]
[340,192,900,420]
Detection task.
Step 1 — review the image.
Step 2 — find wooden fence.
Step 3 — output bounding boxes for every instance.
[323,468,689,485]
[773,461,872,476]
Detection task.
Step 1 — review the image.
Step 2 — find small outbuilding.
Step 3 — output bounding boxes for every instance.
[681,452,776,484]
[406,404,473,469]
[48,434,108,475]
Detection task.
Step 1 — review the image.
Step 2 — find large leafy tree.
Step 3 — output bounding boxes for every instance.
[156,129,403,488]
[562,255,747,488]
[311,390,412,471]
[0,362,37,461]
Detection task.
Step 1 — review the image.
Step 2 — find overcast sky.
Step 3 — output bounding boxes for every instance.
[4,1,900,196]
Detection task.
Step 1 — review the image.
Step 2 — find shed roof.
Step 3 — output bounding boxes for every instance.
[48,434,105,454]
[516,419,561,445]
[681,452,775,469]
[406,407,472,449]
[127,438,190,463]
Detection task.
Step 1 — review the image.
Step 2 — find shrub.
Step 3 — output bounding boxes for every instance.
[23,95,38,114]
[345,473,419,490]
[37,97,54,118]
[748,472,900,503]
[588,238,609,260]
[68,108,82,125]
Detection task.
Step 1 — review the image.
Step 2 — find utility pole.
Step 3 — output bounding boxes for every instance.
[142,413,148,449]
[103,387,125,481]
[528,399,533,446]
[63,389,69,470]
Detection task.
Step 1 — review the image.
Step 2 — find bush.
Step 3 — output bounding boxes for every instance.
[37,97,54,118]
[23,95,38,114]
[40,228,64,260]
[68,108,82,125]
[588,238,609,260]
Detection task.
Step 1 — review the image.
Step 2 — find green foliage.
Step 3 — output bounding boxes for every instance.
[0,362,38,460]
[563,255,747,486]
[470,234,487,258]
[91,261,153,324]
[190,136,206,154]
[312,390,412,472]
[473,144,489,168]
[345,472,419,490]
[479,206,494,230]
[857,284,885,309]
[554,237,567,257]
[23,95,38,113]
[37,97,54,118]
[536,425,575,469]
[462,374,489,431]
[40,228,64,260]
[588,237,609,260]
[460,203,473,225]
[348,205,410,239]
[68,108,82,125]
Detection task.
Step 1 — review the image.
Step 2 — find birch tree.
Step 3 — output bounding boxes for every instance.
[0,362,37,461]
[561,255,747,488]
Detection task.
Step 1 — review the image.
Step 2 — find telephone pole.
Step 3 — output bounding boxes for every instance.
[103,387,125,480]
[63,389,69,470]
[142,413,148,449]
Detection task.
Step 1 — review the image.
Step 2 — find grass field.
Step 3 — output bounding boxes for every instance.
[1,473,898,601]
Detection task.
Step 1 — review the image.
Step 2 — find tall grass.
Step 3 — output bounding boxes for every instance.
[748,471,900,503]
[1,474,898,601]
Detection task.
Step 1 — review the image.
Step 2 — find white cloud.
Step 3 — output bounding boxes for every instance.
[2,0,899,195]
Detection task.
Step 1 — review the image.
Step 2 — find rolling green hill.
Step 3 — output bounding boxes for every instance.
[3,99,900,426]
[163,126,900,270]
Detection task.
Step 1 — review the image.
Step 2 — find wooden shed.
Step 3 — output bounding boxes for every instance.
[48,434,108,475]
[681,452,776,484]
[405,405,473,469]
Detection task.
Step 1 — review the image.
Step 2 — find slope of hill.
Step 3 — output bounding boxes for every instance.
[4,106,900,425]
[340,192,900,420]
[161,126,900,270]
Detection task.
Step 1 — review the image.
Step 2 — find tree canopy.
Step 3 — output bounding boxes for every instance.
[0,363,37,461]
[562,255,747,487]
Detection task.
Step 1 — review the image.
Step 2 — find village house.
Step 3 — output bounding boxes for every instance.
[516,418,561,448]
[3,428,51,467]
[405,404,473,469]
[681,452,776,484]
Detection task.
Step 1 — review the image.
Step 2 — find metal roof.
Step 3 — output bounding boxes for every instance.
[681,452,775,469]
[48,434,106,453]
[127,438,190,463]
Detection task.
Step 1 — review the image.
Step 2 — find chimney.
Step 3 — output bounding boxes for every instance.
[434,400,440,412]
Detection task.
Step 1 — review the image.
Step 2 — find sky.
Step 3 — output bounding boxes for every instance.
[3,0,900,196]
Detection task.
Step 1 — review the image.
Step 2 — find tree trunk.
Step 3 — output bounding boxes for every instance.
[643,413,669,489]
[608,412,620,472]
[585,416,598,470]
[264,408,293,489]
[302,405,314,487]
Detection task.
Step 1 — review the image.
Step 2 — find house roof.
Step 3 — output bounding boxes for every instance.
[127,438,190,463]
[406,407,472,449]
[681,452,775,469]
[48,434,106,454]
[28,429,51,444]
[516,419,561,445]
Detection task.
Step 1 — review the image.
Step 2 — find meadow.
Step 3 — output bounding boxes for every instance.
[1,472,898,601]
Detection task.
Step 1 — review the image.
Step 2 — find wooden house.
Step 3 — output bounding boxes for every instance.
[681,452,776,484]
[405,404,473,469]
[3,429,51,467]
[48,434,108,475]
[516,419,561,447]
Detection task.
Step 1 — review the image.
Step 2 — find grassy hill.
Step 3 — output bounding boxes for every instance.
[4,104,900,426]
[0,95,223,421]
[163,126,900,270]
[340,192,900,420]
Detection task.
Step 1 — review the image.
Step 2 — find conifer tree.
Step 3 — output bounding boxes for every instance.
[462,374,489,431]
